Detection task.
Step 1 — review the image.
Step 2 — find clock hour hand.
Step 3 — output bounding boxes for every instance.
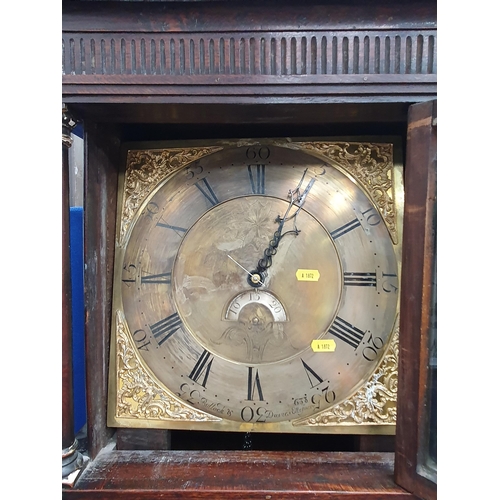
[253,169,315,282]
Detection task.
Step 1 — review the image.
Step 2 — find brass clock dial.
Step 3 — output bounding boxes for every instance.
[109,139,403,434]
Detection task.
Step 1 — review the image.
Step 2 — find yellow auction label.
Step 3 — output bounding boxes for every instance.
[311,339,337,352]
[296,269,320,281]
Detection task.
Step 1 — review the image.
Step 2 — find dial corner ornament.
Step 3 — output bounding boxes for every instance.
[108,138,403,434]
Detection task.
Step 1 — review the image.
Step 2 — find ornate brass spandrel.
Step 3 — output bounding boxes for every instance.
[114,311,221,422]
[287,142,398,244]
[119,147,223,243]
[293,323,399,427]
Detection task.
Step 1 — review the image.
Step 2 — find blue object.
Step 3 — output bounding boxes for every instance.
[73,123,84,139]
[70,206,86,433]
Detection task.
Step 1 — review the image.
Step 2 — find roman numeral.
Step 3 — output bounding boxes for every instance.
[247,367,265,401]
[195,178,219,206]
[156,221,187,234]
[343,272,377,287]
[188,350,214,388]
[150,313,182,346]
[141,272,172,285]
[330,218,361,240]
[328,317,365,349]
[248,165,266,194]
[301,359,324,388]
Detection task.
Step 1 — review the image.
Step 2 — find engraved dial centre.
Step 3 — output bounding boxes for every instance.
[172,196,342,364]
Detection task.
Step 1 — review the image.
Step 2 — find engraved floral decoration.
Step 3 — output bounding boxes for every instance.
[288,142,398,244]
[119,147,223,243]
[216,302,290,363]
[294,323,399,427]
[114,311,220,422]
[215,197,276,254]
[179,197,296,363]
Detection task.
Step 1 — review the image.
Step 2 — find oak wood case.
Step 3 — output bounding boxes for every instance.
[62,1,437,498]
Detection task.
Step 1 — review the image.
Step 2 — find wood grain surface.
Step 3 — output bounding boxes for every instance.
[64,450,419,499]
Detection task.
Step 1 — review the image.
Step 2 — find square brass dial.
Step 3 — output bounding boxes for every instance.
[108,137,403,435]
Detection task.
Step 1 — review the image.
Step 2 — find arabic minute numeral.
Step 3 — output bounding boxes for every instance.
[185,163,204,180]
[132,329,151,351]
[381,272,398,293]
[144,201,160,219]
[245,146,270,161]
[362,334,384,362]
[311,386,336,410]
[361,207,381,226]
